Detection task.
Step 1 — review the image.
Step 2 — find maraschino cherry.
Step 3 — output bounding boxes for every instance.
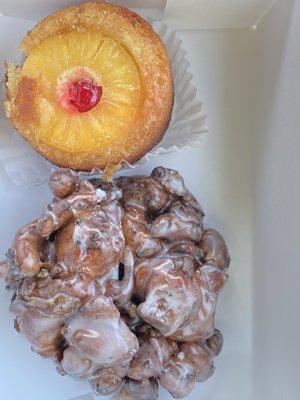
[68,79,102,113]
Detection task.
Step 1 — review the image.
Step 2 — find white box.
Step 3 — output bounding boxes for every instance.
[0,1,299,399]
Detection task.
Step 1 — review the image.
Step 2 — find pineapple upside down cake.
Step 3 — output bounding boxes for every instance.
[4,2,174,171]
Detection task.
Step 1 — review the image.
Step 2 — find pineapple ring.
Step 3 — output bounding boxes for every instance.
[19,31,142,153]
[5,2,174,171]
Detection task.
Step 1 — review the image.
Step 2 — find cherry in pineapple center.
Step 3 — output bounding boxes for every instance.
[57,68,102,114]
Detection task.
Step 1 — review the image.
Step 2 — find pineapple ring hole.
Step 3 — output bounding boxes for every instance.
[57,67,102,113]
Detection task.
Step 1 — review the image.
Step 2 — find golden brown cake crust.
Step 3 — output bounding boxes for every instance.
[6,2,174,171]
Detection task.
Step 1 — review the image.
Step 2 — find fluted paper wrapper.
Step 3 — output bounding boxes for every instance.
[0,21,208,186]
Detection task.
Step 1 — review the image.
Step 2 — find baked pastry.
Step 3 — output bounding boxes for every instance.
[5,2,173,170]
[0,167,230,399]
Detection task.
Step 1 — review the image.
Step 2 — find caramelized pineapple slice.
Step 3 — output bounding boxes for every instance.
[19,31,141,153]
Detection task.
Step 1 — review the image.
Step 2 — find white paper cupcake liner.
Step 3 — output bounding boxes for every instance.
[0,21,208,187]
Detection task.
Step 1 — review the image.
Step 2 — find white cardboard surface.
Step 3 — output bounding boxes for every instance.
[252,0,299,399]
[164,0,276,29]
[0,0,300,399]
